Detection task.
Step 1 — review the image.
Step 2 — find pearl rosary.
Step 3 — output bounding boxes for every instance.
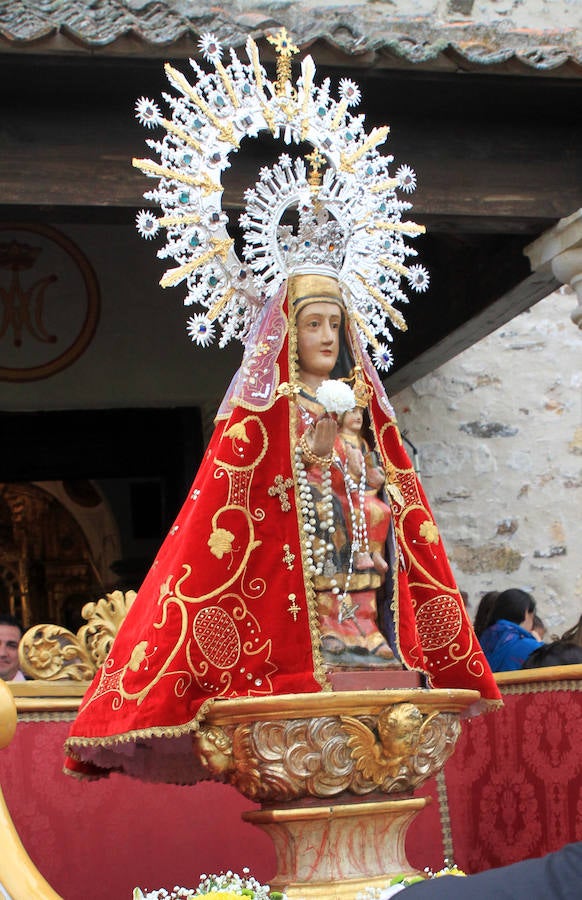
[335,461,368,621]
[294,443,335,577]
[295,434,370,625]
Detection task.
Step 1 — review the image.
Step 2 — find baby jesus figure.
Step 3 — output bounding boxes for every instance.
[337,406,390,575]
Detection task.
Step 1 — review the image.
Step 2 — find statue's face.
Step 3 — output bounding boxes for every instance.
[341,408,363,435]
[296,301,341,381]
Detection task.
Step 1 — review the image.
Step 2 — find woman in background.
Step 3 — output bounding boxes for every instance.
[479,588,544,672]
[473,590,499,639]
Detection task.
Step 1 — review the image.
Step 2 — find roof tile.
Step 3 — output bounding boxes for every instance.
[0,1,580,72]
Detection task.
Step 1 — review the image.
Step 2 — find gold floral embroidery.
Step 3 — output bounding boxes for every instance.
[158,576,173,601]
[419,520,439,544]
[214,415,268,474]
[224,421,250,443]
[276,381,301,399]
[129,641,148,672]
[208,527,235,559]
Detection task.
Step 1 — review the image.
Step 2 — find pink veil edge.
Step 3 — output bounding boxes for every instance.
[215,282,289,419]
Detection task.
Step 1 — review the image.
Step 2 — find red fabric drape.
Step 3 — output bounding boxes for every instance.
[443,682,582,872]
[2,721,275,900]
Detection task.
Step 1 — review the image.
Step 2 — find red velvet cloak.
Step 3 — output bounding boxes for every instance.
[64,285,500,782]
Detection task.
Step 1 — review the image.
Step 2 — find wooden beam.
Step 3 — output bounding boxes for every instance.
[1,62,581,231]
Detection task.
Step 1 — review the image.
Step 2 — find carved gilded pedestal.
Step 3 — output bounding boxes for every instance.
[194,689,479,899]
[17,597,479,897]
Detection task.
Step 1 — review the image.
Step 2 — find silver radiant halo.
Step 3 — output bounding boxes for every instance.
[133,29,429,365]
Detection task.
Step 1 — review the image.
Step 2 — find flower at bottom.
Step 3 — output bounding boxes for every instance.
[134,868,287,899]
[199,893,240,899]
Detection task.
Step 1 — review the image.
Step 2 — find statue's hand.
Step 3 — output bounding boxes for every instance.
[310,415,338,458]
[345,443,364,480]
[366,464,385,491]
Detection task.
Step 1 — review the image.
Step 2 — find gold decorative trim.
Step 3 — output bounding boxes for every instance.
[205,688,480,726]
[15,711,78,723]
[8,681,86,717]
[341,704,432,783]
[9,681,88,698]
[14,699,81,714]
[64,695,217,755]
[195,693,467,803]
[246,797,427,825]
[495,663,582,688]
[500,679,582,696]
[0,681,17,750]
[435,768,454,863]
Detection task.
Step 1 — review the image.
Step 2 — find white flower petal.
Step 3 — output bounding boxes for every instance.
[339,78,362,107]
[373,343,394,372]
[315,380,356,415]
[396,164,417,193]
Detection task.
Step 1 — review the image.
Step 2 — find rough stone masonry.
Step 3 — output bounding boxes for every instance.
[392,287,582,635]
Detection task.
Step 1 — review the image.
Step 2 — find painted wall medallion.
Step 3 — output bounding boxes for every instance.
[0,224,100,382]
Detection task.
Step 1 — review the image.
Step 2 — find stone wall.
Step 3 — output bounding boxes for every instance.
[391,287,582,635]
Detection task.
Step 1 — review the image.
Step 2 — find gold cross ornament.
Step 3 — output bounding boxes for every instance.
[306,147,327,189]
[287,593,301,621]
[283,543,296,570]
[268,474,294,511]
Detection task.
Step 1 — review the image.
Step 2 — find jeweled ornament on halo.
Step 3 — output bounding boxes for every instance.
[133,27,429,371]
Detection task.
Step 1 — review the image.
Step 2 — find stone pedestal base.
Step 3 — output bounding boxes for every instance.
[243,796,429,899]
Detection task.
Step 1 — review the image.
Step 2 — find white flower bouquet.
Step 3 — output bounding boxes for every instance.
[315,379,356,416]
[134,863,465,899]
[133,868,286,899]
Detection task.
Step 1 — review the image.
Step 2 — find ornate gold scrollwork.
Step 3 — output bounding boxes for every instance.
[192,701,461,802]
[18,590,136,681]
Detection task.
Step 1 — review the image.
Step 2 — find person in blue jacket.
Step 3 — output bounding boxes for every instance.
[478,588,544,672]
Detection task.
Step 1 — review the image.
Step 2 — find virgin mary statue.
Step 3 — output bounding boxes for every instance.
[64,30,500,783]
